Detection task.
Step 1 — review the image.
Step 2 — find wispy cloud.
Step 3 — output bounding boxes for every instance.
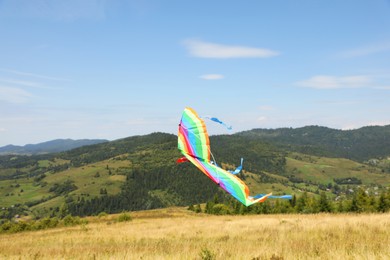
[0,68,68,81]
[0,86,33,103]
[0,78,40,87]
[183,39,280,59]
[199,74,224,80]
[295,75,372,89]
[0,77,61,90]
[0,0,107,21]
[339,41,390,58]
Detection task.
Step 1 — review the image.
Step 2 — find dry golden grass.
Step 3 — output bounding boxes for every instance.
[1,208,389,259]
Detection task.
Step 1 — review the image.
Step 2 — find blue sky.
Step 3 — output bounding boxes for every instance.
[1,0,390,146]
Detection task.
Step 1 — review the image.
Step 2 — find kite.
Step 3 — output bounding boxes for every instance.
[177,107,292,206]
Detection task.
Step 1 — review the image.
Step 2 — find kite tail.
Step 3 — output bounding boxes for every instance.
[229,158,244,175]
[203,116,232,130]
[246,193,272,206]
[254,194,293,200]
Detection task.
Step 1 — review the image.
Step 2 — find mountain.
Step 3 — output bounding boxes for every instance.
[0,132,288,217]
[0,139,109,155]
[1,126,390,219]
[238,125,390,161]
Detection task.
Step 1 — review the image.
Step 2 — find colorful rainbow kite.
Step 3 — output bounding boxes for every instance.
[177,107,292,206]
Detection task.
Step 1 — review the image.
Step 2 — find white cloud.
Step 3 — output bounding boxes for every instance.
[0,86,33,103]
[0,127,6,132]
[183,39,280,59]
[199,74,224,80]
[257,116,267,122]
[295,75,372,89]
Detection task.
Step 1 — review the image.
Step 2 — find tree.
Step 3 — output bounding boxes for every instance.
[336,200,344,213]
[212,204,231,215]
[261,201,271,214]
[195,204,202,213]
[318,192,332,212]
[296,192,308,213]
[239,204,248,215]
[289,194,297,208]
[349,188,372,213]
[377,191,389,213]
[59,203,69,218]
[205,201,214,214]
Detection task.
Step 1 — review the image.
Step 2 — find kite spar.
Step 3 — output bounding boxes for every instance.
[177,107,292,206]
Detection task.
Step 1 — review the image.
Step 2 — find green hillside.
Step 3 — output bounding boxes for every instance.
[1,128,390,220]
[239,125,390,162]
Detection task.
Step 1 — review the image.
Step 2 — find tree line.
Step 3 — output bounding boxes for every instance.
[192,187,390,215]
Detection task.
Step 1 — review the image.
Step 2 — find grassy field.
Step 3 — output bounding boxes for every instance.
[1,207,389,259]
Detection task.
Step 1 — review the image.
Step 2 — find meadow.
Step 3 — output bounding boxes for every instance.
[1,207,389,259]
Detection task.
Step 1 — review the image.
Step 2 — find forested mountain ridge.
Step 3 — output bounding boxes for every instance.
[0,139,108,155]
[0,132,289,218]
[1,125,390,220]
[238,125,390,161]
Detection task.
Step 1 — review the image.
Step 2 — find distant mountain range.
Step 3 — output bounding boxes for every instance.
[1,124,390,159]
[0,139,108,155]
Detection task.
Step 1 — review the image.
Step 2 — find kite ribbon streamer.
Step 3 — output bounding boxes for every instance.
[229,158,243,175]
[203,116,232,130]
[254,194,293,200]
